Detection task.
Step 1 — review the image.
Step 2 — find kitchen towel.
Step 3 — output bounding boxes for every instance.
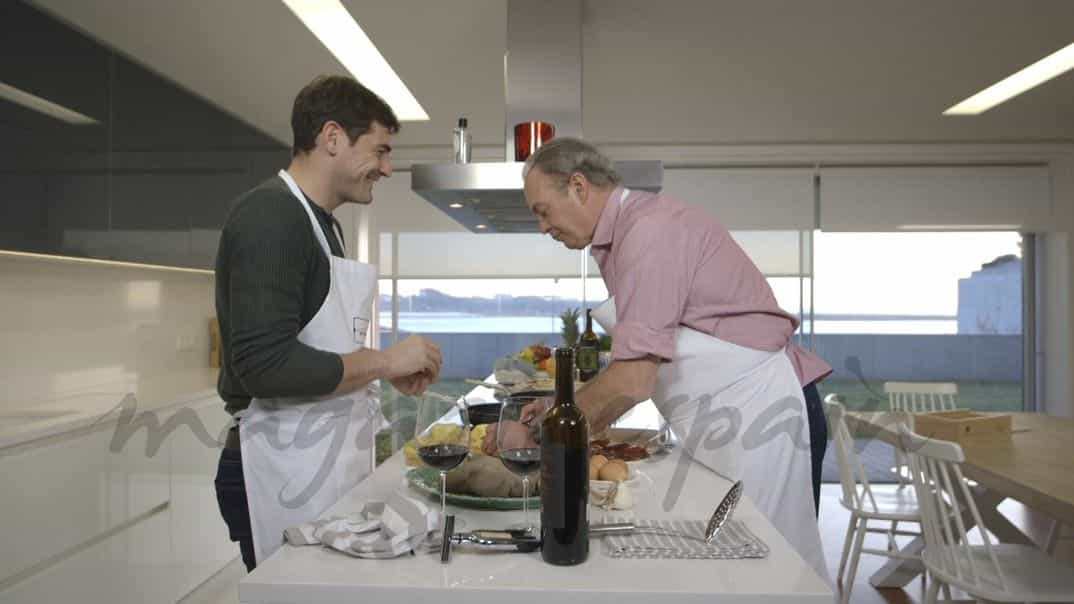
[284,491,439,559]
[603,519,769,560]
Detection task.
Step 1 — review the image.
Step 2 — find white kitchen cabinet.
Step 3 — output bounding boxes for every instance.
[0,503,178,604]
[0,412,170,586]
[0,394,238,604]
[166,397,239,598]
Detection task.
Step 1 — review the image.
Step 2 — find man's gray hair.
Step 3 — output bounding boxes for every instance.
[522,137,621,190]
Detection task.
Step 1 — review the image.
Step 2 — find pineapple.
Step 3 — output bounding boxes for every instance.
[560,307,580,348]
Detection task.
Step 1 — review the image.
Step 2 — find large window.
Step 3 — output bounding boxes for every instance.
[373,229,813,462]
[812,231,1025,413]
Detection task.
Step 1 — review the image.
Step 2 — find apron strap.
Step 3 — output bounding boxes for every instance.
[278,169,335,260]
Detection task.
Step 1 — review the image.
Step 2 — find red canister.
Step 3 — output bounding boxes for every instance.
[514,121,555,162]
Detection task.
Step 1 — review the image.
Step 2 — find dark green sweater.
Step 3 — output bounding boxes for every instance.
[214,175,346,415]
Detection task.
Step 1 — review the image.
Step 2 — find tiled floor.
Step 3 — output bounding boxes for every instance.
[185,484,1074,604]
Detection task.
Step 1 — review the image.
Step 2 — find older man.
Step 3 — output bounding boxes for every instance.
[513,137,831,579]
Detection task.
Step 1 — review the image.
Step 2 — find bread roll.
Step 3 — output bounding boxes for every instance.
[598,459,629,482]
[589,454,609,480]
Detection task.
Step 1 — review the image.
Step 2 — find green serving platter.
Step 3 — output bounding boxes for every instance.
[405,466,541,511]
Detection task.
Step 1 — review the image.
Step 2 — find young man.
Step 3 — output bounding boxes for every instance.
[214,75,441,570]
[509,137,831,579]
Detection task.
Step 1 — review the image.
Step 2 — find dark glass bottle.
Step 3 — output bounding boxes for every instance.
[540,347,590,565]
[577,309,599,382]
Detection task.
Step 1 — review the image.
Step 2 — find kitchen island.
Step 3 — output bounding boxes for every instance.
[239,418,832,604]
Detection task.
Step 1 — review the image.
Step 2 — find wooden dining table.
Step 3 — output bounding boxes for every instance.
[843,411,1074,588]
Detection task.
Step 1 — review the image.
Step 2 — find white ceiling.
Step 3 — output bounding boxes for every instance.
[29,0,1074,149]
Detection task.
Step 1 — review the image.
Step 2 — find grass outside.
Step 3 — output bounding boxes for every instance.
[816,379,1024,413]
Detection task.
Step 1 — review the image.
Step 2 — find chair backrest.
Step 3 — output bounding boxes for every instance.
[895,425,1008,593]
[823,394,880,514]
[884,382,958,414]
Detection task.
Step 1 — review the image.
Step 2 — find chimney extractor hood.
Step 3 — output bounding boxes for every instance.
[410,0,663,233]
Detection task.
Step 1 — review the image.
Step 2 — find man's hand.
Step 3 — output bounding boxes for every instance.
[520,397,553,424]
[481,397,552,455]
[481,420,539,456]
[390,370,433,396]
[384,335,441,381]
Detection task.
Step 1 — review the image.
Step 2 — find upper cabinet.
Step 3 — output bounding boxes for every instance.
[0,1,289,269]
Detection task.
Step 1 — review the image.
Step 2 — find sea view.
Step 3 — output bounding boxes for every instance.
[380,312,963,335]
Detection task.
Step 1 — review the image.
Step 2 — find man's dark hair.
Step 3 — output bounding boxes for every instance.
[290,75,400,156]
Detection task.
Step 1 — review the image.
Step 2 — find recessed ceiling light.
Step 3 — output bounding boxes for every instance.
[475,224,487,230]
[0,81,98,125]
[281,0,428,121]
[943,41,1074,115]
[448,202,464,209]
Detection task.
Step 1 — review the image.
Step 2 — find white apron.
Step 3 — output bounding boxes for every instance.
[592,297,828,582]
[239,169,380,565]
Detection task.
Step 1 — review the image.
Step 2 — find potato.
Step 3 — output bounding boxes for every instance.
[589,454,609,480]
[452,455,540,498]
[598,459,629,482]
[444,461,472,493]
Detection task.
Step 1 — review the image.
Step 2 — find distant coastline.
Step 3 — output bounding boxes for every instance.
[379,312,962,335]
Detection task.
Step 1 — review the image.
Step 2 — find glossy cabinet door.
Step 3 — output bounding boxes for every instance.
[0,503,178,604]
[166,397,239,598]
[0,417,170,588]
[0,396,238,604]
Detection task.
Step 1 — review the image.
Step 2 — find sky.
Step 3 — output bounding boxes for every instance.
[387,231,1022,318]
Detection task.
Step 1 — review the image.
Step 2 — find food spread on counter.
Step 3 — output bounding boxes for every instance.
[590,438,650,462]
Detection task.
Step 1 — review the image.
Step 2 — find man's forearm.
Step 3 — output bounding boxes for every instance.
[332,349,391,394]
[575,362,649,434]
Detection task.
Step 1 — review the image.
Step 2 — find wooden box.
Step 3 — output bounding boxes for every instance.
[209,318,221,368]
[912,410,1012,444]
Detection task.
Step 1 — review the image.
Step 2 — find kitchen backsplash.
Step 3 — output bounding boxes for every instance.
[0,254,215,413]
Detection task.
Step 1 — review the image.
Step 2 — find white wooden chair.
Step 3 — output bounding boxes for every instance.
[896,425,1074,603]
[884,382,958,486]
[884,382,959,414]
[824,395,926,604]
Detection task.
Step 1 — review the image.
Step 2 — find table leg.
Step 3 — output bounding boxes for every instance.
[866,487,1033,587]
[867,536,926,588]
[970,488,1035,546]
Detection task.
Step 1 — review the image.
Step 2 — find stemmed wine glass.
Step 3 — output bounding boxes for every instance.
[496,395,549,534]
[414,395,471,526]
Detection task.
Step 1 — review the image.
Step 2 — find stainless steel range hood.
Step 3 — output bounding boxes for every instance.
[411,0,663,233]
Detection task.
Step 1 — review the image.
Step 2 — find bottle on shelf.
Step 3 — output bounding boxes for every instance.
[453,117,471,164]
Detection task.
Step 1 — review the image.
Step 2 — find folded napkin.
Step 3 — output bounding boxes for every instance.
[603,519,769,560]
[285,491,439,559]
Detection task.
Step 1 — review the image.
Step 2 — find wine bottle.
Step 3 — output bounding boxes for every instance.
[577,309,599,382]
[540,347,590,565]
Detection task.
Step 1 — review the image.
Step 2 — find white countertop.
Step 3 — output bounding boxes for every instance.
[240,446,832,603]
[0,368,219,450]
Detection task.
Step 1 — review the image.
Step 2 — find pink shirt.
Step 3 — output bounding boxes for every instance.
[591,187,832,387]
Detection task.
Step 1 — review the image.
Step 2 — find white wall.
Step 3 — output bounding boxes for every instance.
[1045,156,1074,417]
[0,254,215,413]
